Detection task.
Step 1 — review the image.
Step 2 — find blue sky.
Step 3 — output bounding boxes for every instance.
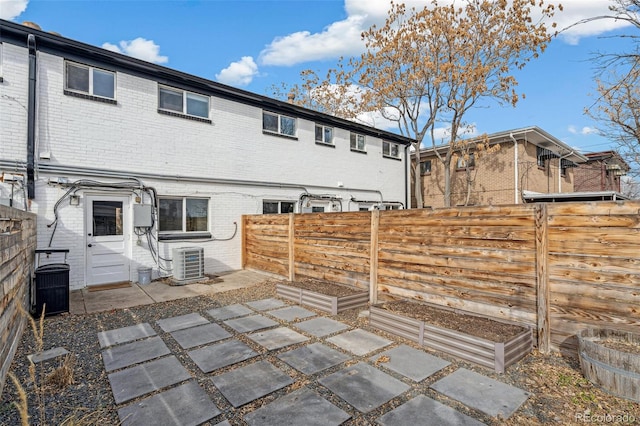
[1,0,635,154]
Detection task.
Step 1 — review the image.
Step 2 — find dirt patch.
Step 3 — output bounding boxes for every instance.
[598,338,640,355]
[283,278,366,297]
[379,299,528,342]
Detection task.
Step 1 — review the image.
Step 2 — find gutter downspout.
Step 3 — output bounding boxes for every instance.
[404,144,410,209]
[27,34,37,199]
[510,133,518,204]
[558,151,574,193]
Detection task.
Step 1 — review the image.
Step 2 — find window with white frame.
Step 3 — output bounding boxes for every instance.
[158,85,210,119]
[315,124,334,145]
[65,61,116,100]
[382,141,401,159]
[456,153,475,169]
[263,111,296,137]
[263,200,295,214]
[420,160,432,175]
[158,197,209,234]
[350,133,366,152]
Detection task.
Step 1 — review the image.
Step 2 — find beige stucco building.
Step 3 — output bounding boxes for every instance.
[413,127,588,208]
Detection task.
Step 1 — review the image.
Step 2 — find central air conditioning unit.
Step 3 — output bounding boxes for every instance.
[172,247,204,284]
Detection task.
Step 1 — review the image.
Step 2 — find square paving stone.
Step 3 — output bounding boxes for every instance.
[170,323,232,349]
[278,342,350,375]
[108,356,191,404]
[98,323,156,348]
[247,327,309,350]
[157,313,209,332]
[327,329,392,356]
[244,387,351,426]
[117,381,219,426]
[211,360,293,408]
[377,395,485,426]
[189,339,258,373]
[102,336,170,372]
[430,368,529,419]
[207,304,254,321]
[295,317,349,337]
[246,298,286,311]
[224,314,278,333]
[319,362,409,413]
[268,306,316,322]
[370,344,450,382]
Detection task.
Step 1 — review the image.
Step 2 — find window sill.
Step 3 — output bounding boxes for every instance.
[262,130,298,140]
[383,155,402,161]
[315,141,335,148]
[64,90,117,105]
[456,167,475,172]
[350,149,367,155]
[158,232,212,241]
[158,109,212,123]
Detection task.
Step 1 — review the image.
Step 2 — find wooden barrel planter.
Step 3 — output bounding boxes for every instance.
[577,328,640,402]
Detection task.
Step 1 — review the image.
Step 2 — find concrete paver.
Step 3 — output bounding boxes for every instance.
[156,312,209,332]
[108,356,191,404]
[430,368,529,419]
[327,329,392,356]
[169,323,231,349]
[267,306,316,322]
[244,387,351,426]
[319,362,410,413]
[102,336,170,372]
[246,298,286,311]
[377,395,486,426]
[295,317,349,337]
[211,360,294,408]
[28,347,69,364]
[370,344,450,382]
[207,304,254,321]
[247,327,309,350]
[117,381,220,426]
[224,314,278,333]
[278,342,350,375]
[188,339,258,373]
[98,323,156,348]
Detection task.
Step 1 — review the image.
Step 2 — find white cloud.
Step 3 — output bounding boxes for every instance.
[102,38,168,64]
[554,0,636,45]
[0,0,28,20]
[568,125,599,135]
[216,56,259,87]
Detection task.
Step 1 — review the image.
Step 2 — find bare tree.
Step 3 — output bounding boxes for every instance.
[287,0,560,207]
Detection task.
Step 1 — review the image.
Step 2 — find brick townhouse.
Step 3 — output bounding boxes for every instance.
[573,151,629,193]
[0,20,413,290]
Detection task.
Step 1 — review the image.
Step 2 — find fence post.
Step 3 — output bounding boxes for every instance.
[241,215,247,269]
[535,204,550,353]
[288,213,295,282]
[370,209,380,304]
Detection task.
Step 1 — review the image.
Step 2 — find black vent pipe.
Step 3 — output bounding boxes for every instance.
[27,34,36,199]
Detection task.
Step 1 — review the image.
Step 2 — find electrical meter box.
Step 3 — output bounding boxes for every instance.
[133,204,153,227]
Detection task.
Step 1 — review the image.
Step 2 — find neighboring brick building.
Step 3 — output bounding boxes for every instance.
[413,127,587,208]
[573,151,629,193]
[0,20,412,290]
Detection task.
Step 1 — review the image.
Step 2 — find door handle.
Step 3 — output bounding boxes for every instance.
[88,244,93,247]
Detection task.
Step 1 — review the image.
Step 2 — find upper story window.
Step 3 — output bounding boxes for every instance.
[420,160,432,175]
[263,200,295,214]
[263,111,296,137]
[456,153,475,169]
[315,125,334,145]
[158,197,209,235]
[383,141,401,159]
[65,61,116,101]
[158,86,210,119]
[0,43,3,82]
[350,133,366,152]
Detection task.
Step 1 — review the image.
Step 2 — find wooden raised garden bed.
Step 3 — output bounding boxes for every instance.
[276,280,369,315]
[370,301,532,373]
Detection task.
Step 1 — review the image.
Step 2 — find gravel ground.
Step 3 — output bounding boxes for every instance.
[1,279,638,426]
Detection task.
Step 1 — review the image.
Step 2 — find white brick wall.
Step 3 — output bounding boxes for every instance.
[1,40,409,290]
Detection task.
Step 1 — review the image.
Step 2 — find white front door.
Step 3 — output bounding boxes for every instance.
[85,195,131,286]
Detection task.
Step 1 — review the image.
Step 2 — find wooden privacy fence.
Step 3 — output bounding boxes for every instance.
[241,201,640,355]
